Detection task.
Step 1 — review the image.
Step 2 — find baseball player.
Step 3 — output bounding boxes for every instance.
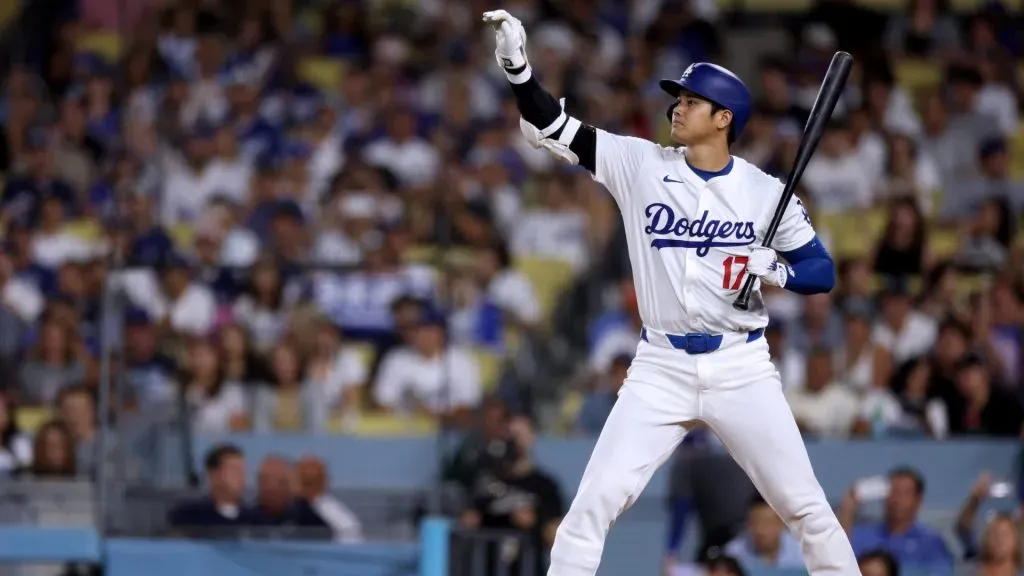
[481,10,860,576]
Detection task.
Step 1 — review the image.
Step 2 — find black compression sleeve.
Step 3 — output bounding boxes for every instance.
[507,69,597,173]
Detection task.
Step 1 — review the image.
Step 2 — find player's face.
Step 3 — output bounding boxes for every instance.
[669,92,730,146]
[858,558,891,576]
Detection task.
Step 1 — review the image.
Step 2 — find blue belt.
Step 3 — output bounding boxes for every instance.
[640,326,764,355]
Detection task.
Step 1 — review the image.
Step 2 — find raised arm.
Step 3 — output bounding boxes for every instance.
[482,10,653,203]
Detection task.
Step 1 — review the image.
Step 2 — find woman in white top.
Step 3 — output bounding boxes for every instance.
[181,340,248,434]
[0,396,32,476]
[304,319,368,429]
[834,308,875,394]
[232,255,296,353]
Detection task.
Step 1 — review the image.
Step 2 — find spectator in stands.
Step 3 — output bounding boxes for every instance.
[511,170,590,274]
[855,357,948,439]
[216,323,265,389]
[765,319,805,392]
[948,354,1024,437]
[181,339,247,434]
[871,282,938,387]
[839,466,953,572]
[801,117,872,214]
[168,443,252,533]
[858,549,899,576]
[446,257,504,351]
[295,456,364,543]
[884,0,961,57]
[17,314,86,406]
[121,307,176,410]
[24,420,76,479]
[834,302,874,393]
[955,472,1016,562]
[723,495,804,572]
[930,66,1003,184]
[702,556,746,576]
[476,242,540,331]
[249,455,324,535]
[787,293,843,355]
[785,347,859,438]
[55,385,101,477]
[0,394,31,475]
[152,252,217,337]
[954,196,1014,273]
[576,352,630,435]
[967,513,1022,576]
[460,415,564,576]
[304,318,366,423]
[372,311,481,424]
[836,257,875,313]
[253,341,318,432]
[444,396,510,492]
[232,254,294,353]
[872,197,928,277]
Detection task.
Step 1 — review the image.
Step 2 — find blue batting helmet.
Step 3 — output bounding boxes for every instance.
[659,63,753,140]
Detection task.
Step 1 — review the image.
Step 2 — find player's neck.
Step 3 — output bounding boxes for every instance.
[684,141,731,173]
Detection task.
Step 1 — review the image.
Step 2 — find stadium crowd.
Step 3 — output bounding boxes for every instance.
[0,0,1023,574]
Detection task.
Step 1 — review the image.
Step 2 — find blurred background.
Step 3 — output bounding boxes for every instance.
[0,0,1022,575]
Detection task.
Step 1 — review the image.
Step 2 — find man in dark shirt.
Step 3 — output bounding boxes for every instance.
[949,355,1024,437]
[167,443,252,537]
[1,126,77,225]
[247,455,330,540]
[460,415,564,576]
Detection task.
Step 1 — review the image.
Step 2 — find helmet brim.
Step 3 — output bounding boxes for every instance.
[659,79,685,97]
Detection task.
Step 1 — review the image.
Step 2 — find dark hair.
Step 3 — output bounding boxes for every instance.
[979,196,1015,248]
[31,420,76,477]
[938,318,971,341]
[888,466,925,495]
[859,548,900,576]
[748,493,770,510]
[246,255,284,310]
[56,385,96,410]
[204,443,243,473]
[0,395,20,453]
[708,102,738,146]
[704,555,746,576]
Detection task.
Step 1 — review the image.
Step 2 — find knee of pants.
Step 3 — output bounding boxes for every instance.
[787,498,840,538]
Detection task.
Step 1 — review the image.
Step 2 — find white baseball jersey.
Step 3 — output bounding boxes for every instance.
[593,129,816,335]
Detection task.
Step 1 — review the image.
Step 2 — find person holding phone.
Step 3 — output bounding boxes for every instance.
[838,467,953,573]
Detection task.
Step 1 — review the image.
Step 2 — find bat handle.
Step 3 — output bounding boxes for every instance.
[732,275,756,311]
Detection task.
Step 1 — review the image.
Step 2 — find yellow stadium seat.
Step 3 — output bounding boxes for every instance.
[739,0,812,12]
[337,412,437,436]
[298,57,344,93]
[514,256,576,324]
[557,390,584,434]
[64,219,102,241]
[893,60,942,97]
[168,223,194,251]
[473,347,501,393]
[929,229,961,259]
[0,0,20,28]
[17,407,53,433]
[347,342,376,374]
[1011,123,1024,179]
[77,31,123,63]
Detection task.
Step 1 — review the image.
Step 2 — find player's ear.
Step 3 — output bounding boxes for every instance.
[716,109,733,132]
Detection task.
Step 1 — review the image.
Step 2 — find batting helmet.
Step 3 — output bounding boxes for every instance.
[659,63,753,141]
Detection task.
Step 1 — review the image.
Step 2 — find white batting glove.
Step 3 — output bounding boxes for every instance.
[745,247,791,288]
[482,10,529,71]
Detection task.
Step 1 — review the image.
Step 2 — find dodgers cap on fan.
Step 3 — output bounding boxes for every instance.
[660,63,753,139]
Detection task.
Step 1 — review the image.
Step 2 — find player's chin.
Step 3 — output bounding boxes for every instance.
[669,125,689,145]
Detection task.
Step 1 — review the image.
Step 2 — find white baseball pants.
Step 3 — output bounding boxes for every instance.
[548,333,859,576]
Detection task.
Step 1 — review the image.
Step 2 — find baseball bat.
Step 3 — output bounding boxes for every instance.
[732,51,854,311]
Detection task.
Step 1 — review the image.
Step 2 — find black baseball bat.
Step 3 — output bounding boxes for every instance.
[732,51,854,311]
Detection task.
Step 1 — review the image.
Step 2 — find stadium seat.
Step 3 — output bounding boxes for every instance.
[737,0,812,13]
[17,407,53,433]
[298,57,344,93]
[514,256,576,326]
[473,347,501,392]
[893,60,942,98]
[929,229,962,259]
[342,412,437,436]
[77,31,123,63]
[1012,122,1024,179]
[168,223,194,251]
[557,390,584,434]
[0,0,20,29]
[64,219,102,241]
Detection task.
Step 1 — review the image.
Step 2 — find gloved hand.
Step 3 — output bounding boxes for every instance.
[482,10,528,71]
[745,247,790,288]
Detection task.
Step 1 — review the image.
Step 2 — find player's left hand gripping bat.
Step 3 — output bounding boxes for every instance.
[732,51,854,311]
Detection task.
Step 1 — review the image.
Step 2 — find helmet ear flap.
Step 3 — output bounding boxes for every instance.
[666,101,677,122]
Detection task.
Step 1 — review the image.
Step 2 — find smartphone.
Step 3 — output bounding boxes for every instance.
[990,482,1013,499]
[854,475,890,501]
